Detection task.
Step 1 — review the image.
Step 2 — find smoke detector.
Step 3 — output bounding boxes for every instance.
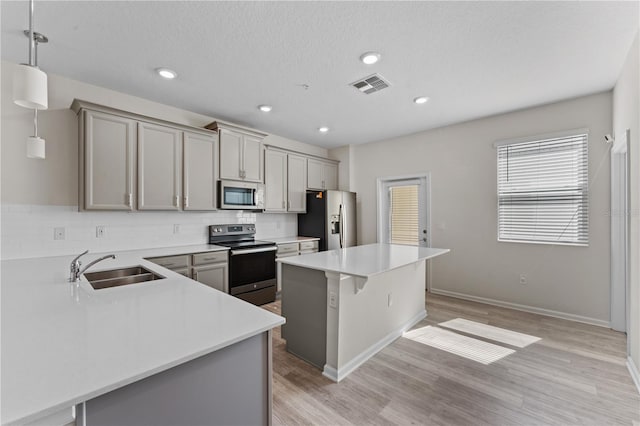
[350,73,390,95]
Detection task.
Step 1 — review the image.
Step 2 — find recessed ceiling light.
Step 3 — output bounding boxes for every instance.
[156,68,177,79]
[360,52,381,65]
[318,127,330,133]
[258,105,272,112]
[414,96,429,104]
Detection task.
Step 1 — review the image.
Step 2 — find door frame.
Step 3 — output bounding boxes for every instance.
[611,129,630,334]
[376,173,432,288]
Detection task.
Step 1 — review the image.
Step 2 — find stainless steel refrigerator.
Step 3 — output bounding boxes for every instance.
[298,190,357,251]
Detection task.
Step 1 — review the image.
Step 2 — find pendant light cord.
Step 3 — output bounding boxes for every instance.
[28,0,34,66]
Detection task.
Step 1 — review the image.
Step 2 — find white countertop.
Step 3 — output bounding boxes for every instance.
[264,236,320,244]
[277,243,450,279]
[1,246,284,425]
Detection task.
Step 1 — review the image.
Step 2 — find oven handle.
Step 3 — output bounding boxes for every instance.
[230,246,278,256]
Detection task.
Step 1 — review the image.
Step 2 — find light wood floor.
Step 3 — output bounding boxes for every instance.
[262,293,640,425]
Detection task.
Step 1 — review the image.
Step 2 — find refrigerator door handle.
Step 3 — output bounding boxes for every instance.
[339,203,345,248]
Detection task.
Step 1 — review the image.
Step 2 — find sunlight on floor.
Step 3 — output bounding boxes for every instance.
[403,325,515,365]
[438,318,541,348]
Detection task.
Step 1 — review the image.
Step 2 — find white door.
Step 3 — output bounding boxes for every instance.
[377,175,431,289]
[242,135,263,182]
[219,128,242,180]
[183,132,217,211]
[378,175,430,247]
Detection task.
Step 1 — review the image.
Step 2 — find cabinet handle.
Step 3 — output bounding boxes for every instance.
[193,270,198,281]
[174,195,179,207]
[184,196,189,208]
[322,180,325,189]
[126,193,133,208]
[282,200,285,209]
[161,262,175,267]
[287,200,290,210]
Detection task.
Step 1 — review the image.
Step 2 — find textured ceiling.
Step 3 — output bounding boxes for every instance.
[1,1,638,148]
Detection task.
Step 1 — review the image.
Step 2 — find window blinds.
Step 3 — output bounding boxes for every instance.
[390,185,419,246]
[497,133,588,246]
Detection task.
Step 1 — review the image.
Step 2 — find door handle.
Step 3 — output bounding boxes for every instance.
[339,204,344,248]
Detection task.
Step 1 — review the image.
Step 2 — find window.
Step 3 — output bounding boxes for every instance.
[390,185,419,245]
[497,131,588,246]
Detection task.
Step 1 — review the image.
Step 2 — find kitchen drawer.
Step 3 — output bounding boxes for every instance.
[277,243,299,255]
[299,240,318,251]
[147,255,189,270]
[173,267,191,277]
[276,251,299,259]
[192,251,228,266]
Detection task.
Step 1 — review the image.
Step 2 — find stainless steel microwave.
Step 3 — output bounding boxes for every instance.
[219,180,265,210]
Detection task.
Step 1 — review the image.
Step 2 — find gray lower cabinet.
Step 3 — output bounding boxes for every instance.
[76,331,272,426]
[147,251,229,293]
[276,241,319,291]
[192,263,228,293]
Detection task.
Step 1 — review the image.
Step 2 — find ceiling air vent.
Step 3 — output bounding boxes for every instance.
[350,73,390,94]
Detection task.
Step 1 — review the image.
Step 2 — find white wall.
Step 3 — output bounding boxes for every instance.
[613,32,639,380]
[0,60,325,259]
[350,92,612,325]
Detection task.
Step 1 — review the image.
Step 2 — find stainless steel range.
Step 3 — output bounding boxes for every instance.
[209,224,277,306]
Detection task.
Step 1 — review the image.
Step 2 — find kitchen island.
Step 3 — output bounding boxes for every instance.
[277,243,449,382]
[1,245,284,426]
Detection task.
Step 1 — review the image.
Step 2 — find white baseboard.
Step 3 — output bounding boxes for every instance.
[430,288,610,328]
[323,309,427,382]
[628,356,640,395]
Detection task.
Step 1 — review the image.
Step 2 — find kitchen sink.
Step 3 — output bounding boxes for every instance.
[84,266,165,290]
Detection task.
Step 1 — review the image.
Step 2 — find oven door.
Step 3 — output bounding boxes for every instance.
[229,246,277,295]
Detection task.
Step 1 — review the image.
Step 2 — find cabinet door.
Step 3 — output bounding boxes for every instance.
[323,162,338,190]
[307,158,324,190]
[83,110,136,210]
[219,128,242,180]
[138,123,182,210]
[183,132,217,211]
[192,263,228,293]
[243,135,263,182]
[287,154,307,212]
[264,150,287,212]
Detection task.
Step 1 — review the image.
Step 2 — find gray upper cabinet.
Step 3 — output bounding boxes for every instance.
[81,110,136,210]
[287,154,307,212]
[307,158,338,190]
[183,132,218,211]
[206,122,266,183]
[218,128,243,181]
[137,122,182,210]
[72,100,218,212]
[264,150,308,213]
[264,149,287,212]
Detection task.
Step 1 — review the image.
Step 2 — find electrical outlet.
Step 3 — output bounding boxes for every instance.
[53,227,65,240]
[173,224,180,234]
[519,274,527,285]
[96,226,106,238]
[388,293,393,307]
[329,292,337,308]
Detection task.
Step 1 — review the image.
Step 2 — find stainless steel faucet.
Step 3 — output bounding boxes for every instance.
[69,250,116,282]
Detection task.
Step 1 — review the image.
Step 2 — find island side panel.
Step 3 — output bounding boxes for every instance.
[78,332,270,426]
[280,264,327,369]
[329,260,427,380]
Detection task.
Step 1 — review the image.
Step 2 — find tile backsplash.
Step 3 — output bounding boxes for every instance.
[1,204,297,260]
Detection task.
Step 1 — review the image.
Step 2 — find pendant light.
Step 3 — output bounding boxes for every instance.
[14,0,49,159]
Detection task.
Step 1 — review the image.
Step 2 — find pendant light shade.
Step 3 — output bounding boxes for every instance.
[26,136,45,159]
[14,63,48,110]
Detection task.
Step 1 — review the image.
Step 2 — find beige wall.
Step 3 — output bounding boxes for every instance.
[350,92,612,324]
[0,60,328,206]
[613,32,639,371]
